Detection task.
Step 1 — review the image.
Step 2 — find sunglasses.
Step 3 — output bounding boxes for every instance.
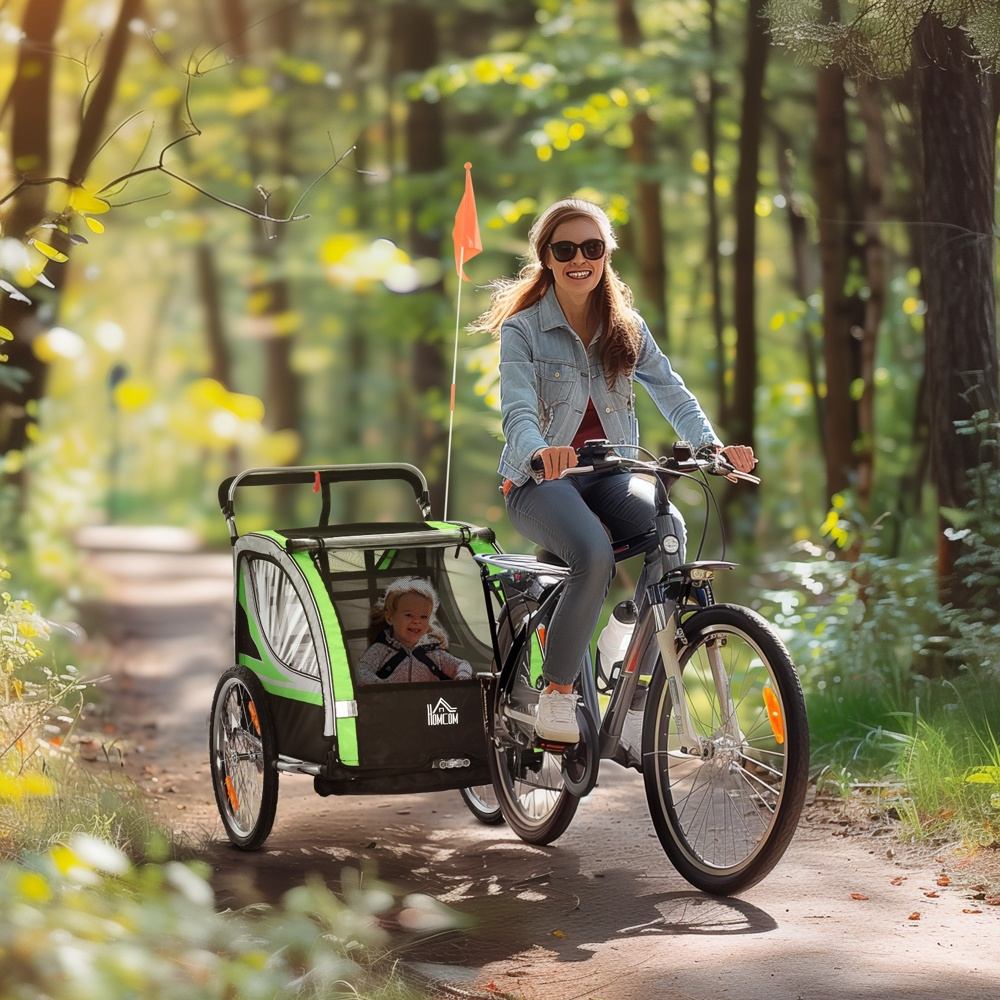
[546,239,606,263]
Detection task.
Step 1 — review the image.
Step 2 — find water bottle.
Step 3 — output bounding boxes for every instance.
[596,600,638,691]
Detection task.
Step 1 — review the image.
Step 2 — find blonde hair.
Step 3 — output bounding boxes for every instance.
[469,198,642,386]
[368,576,449,647]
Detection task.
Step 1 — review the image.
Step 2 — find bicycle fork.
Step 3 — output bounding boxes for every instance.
[652,600,738,757]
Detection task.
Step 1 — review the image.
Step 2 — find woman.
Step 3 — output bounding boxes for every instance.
[472,198,755,743]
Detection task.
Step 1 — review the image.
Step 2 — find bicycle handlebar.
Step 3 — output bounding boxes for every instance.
[529,441,760,486]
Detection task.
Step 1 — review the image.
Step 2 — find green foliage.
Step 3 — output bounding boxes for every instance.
[939,410,1000,677]
[766,0,1000,76]
[897,694,1000,845]
[0,838,435,1000]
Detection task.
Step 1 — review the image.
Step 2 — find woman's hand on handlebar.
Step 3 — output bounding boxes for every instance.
[721,445,757,476]
[532,446,578,480]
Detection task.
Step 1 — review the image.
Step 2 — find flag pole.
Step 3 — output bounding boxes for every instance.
[443,244,464,522]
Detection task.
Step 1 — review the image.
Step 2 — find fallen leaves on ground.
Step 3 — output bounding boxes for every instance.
[889,876,906,886]
[850,892,869,901]
[550,929,567,938]
[923,891,940,898]
[962,908,983,914]
[936,875,951,887]
[908,912,921,921]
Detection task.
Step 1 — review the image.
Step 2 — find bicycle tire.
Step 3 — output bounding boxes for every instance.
[641,604,809,894]
[210,666,279,850]
[458,784,505,825]
[486,598,580,844]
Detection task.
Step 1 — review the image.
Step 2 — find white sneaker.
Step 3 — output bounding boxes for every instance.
[535,689,580,743]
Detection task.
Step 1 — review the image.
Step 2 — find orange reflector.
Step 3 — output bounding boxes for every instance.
[224,774,240,811]
[763,687,784,745]
[248,700,261,735]
[536,625,547,648]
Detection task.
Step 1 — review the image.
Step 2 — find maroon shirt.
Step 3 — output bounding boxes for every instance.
[571,398,605,450]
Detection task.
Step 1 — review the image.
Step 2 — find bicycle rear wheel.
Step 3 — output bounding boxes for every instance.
[210,666,278,850]
[487,597,580,844]
[458,784,504,825]
[642,604,809,894]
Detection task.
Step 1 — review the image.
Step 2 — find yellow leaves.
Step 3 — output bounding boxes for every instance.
[224,392,266,423]
[0,772,55,801]
[30,239,68,263]
[0,326,13,341]
[902,296,923,315]
[691,149,710,174]
[84,217,105,235]
[965,767,1000,785]
[608,87,629,108]
[256,429,301,466]
[151,85,182,107]
[113,378,155,412]
[320,233,364,265]
[272,311,303,336]
[323,237,422,293]
[67,187,110,216]
[820,503,851,549]
[536,144,553,162]
[32,327,85,364]
[227,86,272,116]
[17,871,52,904]
[754,195,773,218]
[170,379,267,451]
[472,57,502,84]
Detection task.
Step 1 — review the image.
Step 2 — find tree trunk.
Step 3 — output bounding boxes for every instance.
[775,127,824,451]
[856,78,887,512]
[1,0,138,470]
[814,0,864,504]
[393,3,447,517]
[0,0,65,466]
[914,13,1000,610]
[616,0,668,346]
[220,0,304,522]
[731,0,769,452]
[705,0,726,424]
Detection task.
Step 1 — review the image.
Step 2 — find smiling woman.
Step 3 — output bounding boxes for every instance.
[470,197,756,743]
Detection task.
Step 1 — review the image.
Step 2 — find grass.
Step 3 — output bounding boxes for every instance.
[804,673,1000,848]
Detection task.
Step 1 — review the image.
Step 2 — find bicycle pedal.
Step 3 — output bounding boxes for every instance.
[534,738,575,753]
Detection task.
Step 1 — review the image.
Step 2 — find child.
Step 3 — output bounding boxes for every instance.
[357,576,473,684]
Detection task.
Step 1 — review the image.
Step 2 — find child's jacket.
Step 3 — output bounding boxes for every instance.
[357,627,473,684]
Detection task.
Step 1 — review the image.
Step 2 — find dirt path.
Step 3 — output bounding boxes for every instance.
[78,532,1000,1000]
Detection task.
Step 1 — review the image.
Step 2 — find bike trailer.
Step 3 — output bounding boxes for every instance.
[218,464,499,795]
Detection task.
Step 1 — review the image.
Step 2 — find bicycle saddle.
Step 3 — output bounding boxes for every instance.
[534,527,658,568]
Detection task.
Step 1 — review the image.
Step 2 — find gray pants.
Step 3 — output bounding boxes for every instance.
[504,471,686,685]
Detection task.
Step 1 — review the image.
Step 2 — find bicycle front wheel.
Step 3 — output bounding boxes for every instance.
[641,604,809,895]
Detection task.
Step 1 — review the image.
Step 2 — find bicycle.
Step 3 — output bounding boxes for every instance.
[473,439,809,895]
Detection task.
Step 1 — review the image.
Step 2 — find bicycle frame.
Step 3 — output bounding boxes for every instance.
[476,457,739,767]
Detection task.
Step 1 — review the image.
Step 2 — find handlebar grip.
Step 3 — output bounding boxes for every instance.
[529,454,545,472]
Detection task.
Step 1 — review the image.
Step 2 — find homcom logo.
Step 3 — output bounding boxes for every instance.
[427,697,459,727]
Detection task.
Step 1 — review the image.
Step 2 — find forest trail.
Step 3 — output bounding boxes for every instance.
[78,530,1000,1000]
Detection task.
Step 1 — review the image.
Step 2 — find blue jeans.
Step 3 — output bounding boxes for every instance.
[504,471,687,685]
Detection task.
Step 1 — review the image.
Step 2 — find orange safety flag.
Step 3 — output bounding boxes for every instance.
[452,161,482,281]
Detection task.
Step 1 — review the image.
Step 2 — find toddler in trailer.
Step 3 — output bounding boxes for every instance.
[357,576,473,684]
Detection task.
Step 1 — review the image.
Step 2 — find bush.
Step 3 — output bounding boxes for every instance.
[0,835,438,1000]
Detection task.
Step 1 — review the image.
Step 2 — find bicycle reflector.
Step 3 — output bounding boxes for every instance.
[762,686,785,744]
[224,774,240,811]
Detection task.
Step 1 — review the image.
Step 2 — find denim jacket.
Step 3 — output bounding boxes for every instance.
[498,285,722,486]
